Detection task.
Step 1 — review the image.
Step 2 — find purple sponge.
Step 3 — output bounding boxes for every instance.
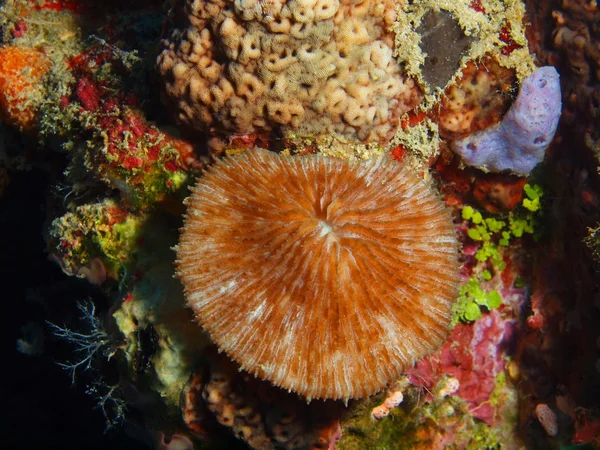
[451,66,561,175]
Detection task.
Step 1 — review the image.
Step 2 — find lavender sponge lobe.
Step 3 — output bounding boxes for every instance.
[452,66,562,175]
[506,66,562,149]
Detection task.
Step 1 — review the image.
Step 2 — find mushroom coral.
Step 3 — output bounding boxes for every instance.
[175,149,460,401]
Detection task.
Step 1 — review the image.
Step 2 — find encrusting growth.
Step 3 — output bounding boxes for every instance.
[175,149,460,401]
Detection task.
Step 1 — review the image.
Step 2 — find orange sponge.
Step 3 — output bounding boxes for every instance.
[0,46,50,130]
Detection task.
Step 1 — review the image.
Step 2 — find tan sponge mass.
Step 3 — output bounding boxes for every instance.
[157,0,421,142]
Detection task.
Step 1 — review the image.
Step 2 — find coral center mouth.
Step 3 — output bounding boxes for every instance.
[318,220,335,238]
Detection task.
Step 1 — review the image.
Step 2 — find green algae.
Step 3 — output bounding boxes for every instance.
[451,277,503,325]
[462,183,544,266]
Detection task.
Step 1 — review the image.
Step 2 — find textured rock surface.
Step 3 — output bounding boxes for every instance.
[157,0,421,142]
[532,0,600,160]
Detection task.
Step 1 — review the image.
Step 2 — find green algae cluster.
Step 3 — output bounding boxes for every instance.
[463,183,544,265]
[451,184,544,325]
[451,277,503,325]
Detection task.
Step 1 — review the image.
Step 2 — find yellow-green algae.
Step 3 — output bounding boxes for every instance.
[299,133,386,161]
[462,183,545,266]
[451,277,503,325]
[47,198,145,279]
[337,376,513,450]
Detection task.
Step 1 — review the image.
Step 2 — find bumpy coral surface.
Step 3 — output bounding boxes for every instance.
[157,0,420,142]
[452,66,562,175]
[176,149,460,401]
[182,351,344,450]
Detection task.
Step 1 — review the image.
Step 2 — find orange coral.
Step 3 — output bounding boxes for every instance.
[473,175,527,213]
[0,46,50,130]
[438,58,515,140]
[176,149,460,401]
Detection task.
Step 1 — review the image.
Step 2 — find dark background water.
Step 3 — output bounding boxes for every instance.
[1,168,149,450]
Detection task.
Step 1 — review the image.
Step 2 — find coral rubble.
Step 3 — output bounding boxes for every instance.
[182,350,345,450]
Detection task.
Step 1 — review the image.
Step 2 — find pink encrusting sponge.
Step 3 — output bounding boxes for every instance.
[175,149,461,402]
[452,66,562,175]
